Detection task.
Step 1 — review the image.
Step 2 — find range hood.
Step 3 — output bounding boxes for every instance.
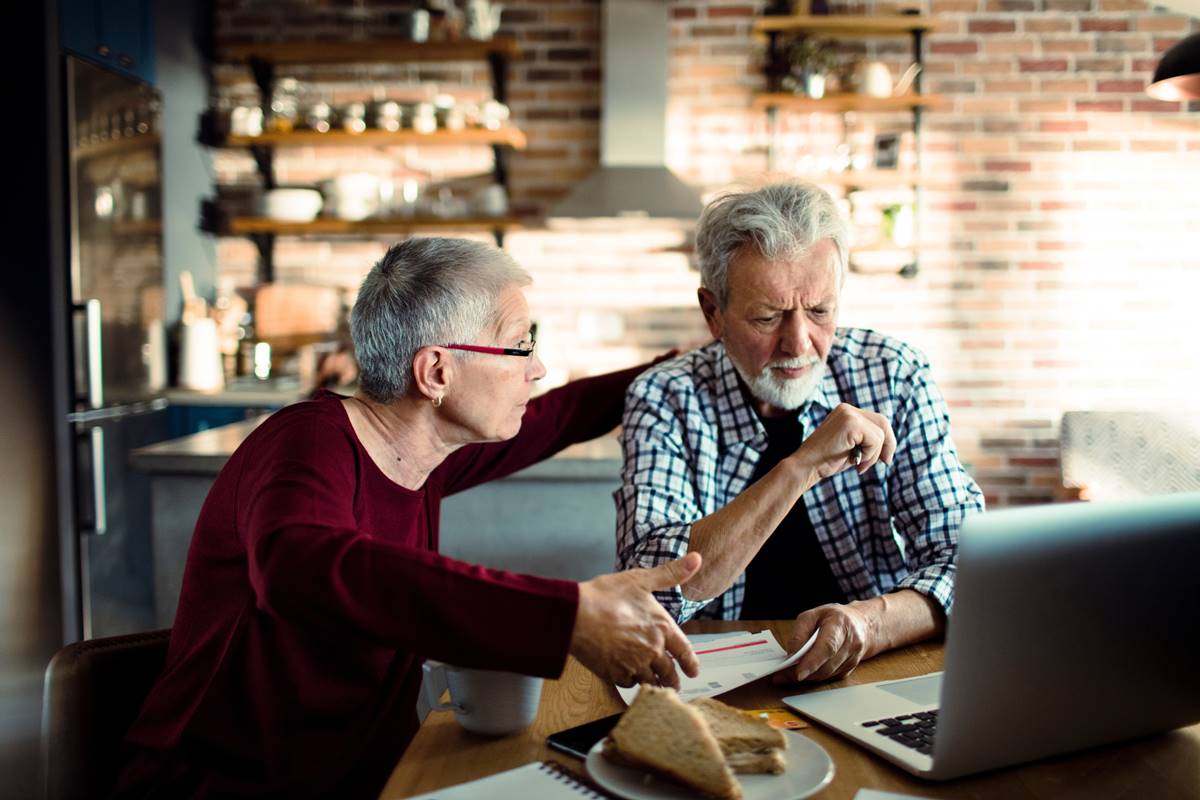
[548,0,704,220]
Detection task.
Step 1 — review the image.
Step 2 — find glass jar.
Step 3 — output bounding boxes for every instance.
[267,78,300,134]
[341,102,367,134]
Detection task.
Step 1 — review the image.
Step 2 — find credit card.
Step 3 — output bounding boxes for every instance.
[743,707,808,730]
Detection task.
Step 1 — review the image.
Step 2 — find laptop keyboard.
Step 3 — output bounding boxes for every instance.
[861,710,938,755]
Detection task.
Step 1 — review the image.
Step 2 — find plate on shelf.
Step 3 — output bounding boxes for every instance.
[585,733,834,800]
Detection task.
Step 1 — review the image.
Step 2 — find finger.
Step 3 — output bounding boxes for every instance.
[652,653,680,690]
[807,645,852,682]
[857,420,887,474]
[786,611,822,653]
[641,552,703,592]
[663,619,699,678]
[792,625,843,681]
[871,411,898,465]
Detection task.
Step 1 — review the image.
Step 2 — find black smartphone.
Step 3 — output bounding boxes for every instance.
[545,712,623,760]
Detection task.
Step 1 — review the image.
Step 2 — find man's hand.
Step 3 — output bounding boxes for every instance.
[773,602,874,683]
[792,403,897,483]
[570,553,703,689]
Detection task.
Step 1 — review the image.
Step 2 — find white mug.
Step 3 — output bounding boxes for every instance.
[421,661,542,736]
[179,318,224,392]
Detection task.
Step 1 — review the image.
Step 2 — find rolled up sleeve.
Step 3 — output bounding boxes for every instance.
[886,363,985,615]
[615,374,714,622]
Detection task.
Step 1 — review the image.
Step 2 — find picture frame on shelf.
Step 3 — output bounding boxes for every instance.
[873,132,901,169]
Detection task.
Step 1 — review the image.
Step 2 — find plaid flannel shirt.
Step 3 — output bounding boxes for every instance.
[615,329,985,623]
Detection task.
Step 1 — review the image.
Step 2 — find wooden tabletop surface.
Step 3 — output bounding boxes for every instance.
[380,620,1200,799]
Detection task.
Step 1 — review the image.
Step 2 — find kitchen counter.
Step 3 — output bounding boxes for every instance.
[133,414,626,627]
[131,414,623,478]
[164,375,310,407]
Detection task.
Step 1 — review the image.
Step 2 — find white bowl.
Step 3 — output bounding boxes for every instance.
[260,188,323,222]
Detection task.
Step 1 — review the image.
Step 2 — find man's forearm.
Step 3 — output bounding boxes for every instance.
[682,456,818,601]
[851,589,945,659]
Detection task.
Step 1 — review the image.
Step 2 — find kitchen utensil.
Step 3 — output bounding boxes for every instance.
[178,271,208,325]
[856,61,894,98]
[318,174,383,221]
[398,8,430,42]
[252,284,342,340]
[464,0,504,40]
[473,183,508,216]
[341,102,367,134]
[411,101,437,134]
[893,63,921,96]
[259,188,323,222]
[303,102,334,133]
[371,100,402,131]
[231,104,263,136]
[179,317,224,392]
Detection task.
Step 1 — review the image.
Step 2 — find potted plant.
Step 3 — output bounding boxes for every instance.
[783,37,837,99]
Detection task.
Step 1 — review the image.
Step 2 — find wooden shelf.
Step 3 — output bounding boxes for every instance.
[811,171,919,189]
[754,93,948,113]
[222,216,530,236]
[72,133,160,163]
[754,14,943,37]
[218,37,520,65]
[112,220,163,236]
[223,127,527,150]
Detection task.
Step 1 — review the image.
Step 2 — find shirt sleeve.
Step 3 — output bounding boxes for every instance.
[237,416,579,678]
[614,372,713,623]
[884,359,986,615]
[439,362,650,496]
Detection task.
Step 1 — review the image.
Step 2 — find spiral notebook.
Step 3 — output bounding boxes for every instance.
[406,761,607,799]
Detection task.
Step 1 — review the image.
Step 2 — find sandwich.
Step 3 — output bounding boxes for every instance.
[603,686,788,800]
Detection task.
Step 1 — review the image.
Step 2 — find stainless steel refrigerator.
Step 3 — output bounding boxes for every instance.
[62,55,170,641]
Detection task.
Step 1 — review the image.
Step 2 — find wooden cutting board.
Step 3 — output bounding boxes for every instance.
[253,284,343,340]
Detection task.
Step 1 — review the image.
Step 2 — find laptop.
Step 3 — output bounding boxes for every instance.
[783,492,1200,780]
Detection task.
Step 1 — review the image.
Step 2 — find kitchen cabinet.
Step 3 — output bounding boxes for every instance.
[200,37,528,283]
[753,13,945,276]
[61,0,155,85]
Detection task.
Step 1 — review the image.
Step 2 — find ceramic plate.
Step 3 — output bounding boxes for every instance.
[585,732,835,800]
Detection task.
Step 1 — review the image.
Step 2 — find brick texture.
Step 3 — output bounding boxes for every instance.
[209,0,1200,507]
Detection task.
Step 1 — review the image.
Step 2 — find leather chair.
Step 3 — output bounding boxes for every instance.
[40,629,172,800]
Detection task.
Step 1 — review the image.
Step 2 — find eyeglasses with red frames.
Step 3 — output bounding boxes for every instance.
[442,335,536,358]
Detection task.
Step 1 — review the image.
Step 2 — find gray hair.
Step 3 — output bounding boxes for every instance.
[695,182,851,309]
[350,237,531,403]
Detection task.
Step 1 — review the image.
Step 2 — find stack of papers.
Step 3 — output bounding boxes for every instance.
[616,629,819,704]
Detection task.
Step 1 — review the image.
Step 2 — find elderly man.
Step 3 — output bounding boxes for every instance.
[616,182,984,682]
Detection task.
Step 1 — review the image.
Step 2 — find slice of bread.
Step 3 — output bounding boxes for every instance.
[691,697,788,756]
[606,686,743,800]
[726,748,787,775]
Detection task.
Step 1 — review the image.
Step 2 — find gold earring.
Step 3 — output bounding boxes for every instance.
[432,395,443,408]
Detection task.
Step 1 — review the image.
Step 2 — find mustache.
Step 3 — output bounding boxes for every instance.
[766,356,821,370]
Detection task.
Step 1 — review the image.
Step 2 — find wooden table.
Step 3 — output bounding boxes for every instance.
[380,620,1200,799]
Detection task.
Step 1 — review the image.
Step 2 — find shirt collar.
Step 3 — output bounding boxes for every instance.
[712,338,842,450]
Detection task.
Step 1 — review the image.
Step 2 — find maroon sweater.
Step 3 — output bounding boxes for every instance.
[115,365,645,799]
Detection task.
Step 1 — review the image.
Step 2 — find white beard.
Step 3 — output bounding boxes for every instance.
[730,353,826,412]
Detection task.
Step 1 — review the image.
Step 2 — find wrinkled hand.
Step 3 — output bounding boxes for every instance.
[570,553,703,689]
[794,403,896,482]
[773,603,874,684]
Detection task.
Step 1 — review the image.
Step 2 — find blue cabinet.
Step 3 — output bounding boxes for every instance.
[167,403,284,439]
[62,0,155,84]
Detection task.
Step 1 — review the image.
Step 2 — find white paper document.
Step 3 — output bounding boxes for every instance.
[616,629,820,705]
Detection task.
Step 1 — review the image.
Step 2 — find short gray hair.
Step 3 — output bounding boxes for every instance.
[350,238,531,403]
[695,182,850,309]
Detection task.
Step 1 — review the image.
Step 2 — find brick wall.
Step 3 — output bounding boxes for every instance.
[209,0,1200,506]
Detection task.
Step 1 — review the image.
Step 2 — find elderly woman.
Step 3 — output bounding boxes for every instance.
[114,238,702,799]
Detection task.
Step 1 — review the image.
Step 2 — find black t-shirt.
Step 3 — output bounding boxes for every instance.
[739,414,846,620]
